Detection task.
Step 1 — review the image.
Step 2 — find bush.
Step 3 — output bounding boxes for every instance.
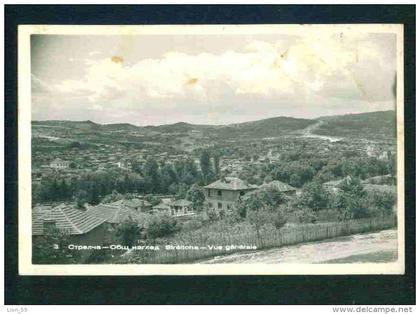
[182,218,203,232]
[206,208,219,222]
[235,188,286,218]
[297,181,331,211]
[185,184,206,211]
[116,219,142,247]
[336,177,369,220]
[366,190,396,217]
[102,190,124,203]
[146,215,180,240]
[296,207,317,224]
[32,226,81,264]
[224,209,242,224]
[144,195,161,207]
[272,211,288,229]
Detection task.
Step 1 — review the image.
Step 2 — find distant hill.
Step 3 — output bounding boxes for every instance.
[145,122,210,134]
[32,120,100,130]
[313,110,396,140]
[32,110,396,143]
[214,116,314,139]
[101,123,139,131]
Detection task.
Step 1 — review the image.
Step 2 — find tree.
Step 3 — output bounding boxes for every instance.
[200,150,212,183]
[143,194,161,207]
[295,207,317,224]
[298,181,331,211]
[75,190,89,209]
[102,190,124,203]
[272,209,288,229]
[144,157,161,193]
[247,209,287,246]
[32,226,80,264]
[235,189,287,245]
[213,152,221,175]
[336,177,369,220]
[160,163,178,193]
[131,159,143,174]
[235,188,285,218]
[185,184,206,211]
[235,191,266,219]
[116,218,142,247]
[175,183,189,200]
[366,190,396,218]
[88,182,101,205]
[247,210,269,245]
[146,215,180,240]
[388,153,396,176]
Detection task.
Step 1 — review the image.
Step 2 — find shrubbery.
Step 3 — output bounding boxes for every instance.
[32,226,81,264]
[116,218,142,247]
[146,215,181,240]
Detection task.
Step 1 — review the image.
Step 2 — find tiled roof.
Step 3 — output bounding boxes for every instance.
[32,204,107,236]
[204,177,256,191]
[259,180,296,192]
[152,203,170,210]
[169,199,192,207]
[87,202,143,224]
[86,203,120,222]
[363,184,396,194]
[32,210,47,236]
[323,176,352,187]
[117,198,152,208]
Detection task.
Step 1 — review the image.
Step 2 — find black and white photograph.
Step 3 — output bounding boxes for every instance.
[18,24,404,274]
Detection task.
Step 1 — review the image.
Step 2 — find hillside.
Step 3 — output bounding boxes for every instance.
[33,116,316,140]
[213,116,314,139]
[313,111,396,140]
[145,122,213,134]
[32,110,396,145]
[32,120,100,130]
[101,123,139,132]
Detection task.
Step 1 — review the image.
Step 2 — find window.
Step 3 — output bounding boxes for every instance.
[208,202,213,208]
[208,190,211,197]
[218,202,222,209]
[217,190,222,196]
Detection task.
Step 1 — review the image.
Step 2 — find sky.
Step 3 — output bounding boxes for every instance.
[31,32,396,126]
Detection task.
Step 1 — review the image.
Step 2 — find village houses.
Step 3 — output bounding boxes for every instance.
[50,158,70,170]
[203,177,258,211]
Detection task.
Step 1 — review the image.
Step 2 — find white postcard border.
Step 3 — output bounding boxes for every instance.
[18,24,405,275]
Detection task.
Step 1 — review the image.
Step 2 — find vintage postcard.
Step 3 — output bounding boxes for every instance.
[18,24,405,275]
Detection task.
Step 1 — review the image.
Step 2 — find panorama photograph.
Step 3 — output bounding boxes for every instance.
[30,30,399,265]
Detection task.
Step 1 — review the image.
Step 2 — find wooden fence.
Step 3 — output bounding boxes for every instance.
[126,215,396,264]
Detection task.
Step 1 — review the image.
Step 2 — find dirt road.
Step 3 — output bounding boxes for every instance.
[198,229,398,264]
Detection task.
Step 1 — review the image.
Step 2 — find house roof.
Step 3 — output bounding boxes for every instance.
[169,199,192,207]
[362,174,393,184]
[32,204,107,236]
[50,158,68,163]
[323,179,343,187]
[87,202,143,224]
[259,180,296,192]
[152,203,170,210]
[114,198,152,209]
[204,177,256,191]
[363,184,396,194]
[323,176,353,188]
